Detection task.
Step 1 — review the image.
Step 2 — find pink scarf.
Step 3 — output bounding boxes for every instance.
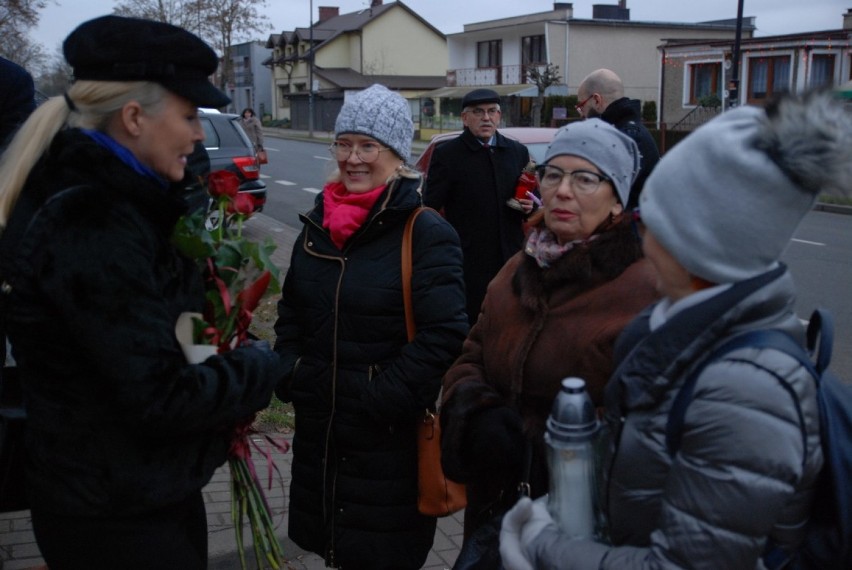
[322,181,387,249]
[524,227,598,268]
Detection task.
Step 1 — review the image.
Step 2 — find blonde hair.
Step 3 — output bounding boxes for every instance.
[0,81,168,227]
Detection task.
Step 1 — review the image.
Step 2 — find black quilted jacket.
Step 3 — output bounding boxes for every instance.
[274,169,469,569]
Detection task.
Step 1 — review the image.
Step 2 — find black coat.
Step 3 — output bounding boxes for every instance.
[0,56,35,152]
[2,129,281,517]
[423,128,530,323]
[601,97,660,209]
[273,170,468,569]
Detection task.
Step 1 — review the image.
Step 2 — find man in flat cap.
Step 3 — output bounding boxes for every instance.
[424,88,532,325]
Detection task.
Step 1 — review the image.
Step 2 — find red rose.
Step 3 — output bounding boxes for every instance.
[227,193,255,215]
[207,170,240,198]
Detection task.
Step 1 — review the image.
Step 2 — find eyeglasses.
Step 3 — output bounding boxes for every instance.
[329,141,389,163]
[465,107,501,118]
[575,93,595,115]
[536,164,611,194]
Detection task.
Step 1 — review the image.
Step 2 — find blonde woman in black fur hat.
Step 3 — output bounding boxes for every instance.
[0,16,284,569]
[501,90,851,570]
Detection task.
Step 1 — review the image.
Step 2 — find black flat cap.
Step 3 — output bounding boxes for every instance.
[64,15,230,108]
[462,88,501,109]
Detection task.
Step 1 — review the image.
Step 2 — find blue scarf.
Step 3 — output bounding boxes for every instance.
[82,129,169,188]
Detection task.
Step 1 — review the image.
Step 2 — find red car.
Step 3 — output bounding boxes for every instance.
[414,127,559,177]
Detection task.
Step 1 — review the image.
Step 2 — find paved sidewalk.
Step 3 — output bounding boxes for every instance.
[0,212,464,569]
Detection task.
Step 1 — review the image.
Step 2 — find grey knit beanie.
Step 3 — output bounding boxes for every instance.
[334,84,414,162]
[543,118,640,206]
[640,91,852,284]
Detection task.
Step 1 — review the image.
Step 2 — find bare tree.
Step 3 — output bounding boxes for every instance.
[112,0,271,90]
[36,45,72,96]
[527,63,562,128]
[200,0,270,90]
[112,0,206,37]
[0,0,53,67]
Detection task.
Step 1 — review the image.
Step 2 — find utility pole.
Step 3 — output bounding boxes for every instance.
[728,0,745,109]
[308,0,314,137]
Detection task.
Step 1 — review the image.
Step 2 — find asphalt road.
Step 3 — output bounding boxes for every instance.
[258,134,852,378]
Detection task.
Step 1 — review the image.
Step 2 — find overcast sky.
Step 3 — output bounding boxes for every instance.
[34,0,849,54]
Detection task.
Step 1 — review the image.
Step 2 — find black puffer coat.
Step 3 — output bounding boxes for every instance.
[2,129,281,517]
[274,169,469,569]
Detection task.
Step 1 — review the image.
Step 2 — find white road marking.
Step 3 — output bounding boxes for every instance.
[275,180,297,186]
[791,238,825,246]
[315,156,332,161]
[303,187,322,194]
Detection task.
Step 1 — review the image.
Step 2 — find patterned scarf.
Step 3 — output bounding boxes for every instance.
[322,181,387,249]
[524,226,599,268]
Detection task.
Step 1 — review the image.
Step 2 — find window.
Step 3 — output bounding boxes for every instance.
[747,56,790,103]
[810,54,835,87]
[688,62,721,105]
[477,40,502,68]
[522,35,546,65]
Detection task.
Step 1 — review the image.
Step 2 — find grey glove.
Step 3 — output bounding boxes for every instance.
[500,496,555,570]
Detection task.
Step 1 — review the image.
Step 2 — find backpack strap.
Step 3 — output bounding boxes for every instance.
[665,328,816,457]
[805,309,832,376]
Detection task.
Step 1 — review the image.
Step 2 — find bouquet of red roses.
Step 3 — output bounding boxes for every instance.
[173,170,288,569]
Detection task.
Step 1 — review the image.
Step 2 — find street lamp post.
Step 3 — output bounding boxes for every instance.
[308,0,314,137]
[729,0,745,109]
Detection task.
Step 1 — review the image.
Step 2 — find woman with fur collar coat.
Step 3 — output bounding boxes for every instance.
[440,120,659,540]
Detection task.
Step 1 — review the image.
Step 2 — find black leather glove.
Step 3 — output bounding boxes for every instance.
[462,406,525,480]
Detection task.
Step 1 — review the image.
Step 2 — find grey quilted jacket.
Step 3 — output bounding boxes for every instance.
[527,265,823,569]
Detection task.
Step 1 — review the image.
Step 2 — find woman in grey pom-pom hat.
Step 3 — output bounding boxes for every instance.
[0,15,283,569]
[501,90,851,570]
[273,84,468,569]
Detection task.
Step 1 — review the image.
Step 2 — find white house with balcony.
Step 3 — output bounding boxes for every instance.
[425,1,753,127]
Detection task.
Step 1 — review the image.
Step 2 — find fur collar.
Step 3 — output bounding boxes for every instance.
[512,216,643,312]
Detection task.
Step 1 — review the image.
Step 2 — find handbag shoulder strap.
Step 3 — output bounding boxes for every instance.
[401,207,433,342]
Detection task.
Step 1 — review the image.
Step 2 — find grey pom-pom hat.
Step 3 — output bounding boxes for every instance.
[640,91,852,284]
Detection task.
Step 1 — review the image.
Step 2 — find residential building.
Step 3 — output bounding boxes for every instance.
[428,1,754,127]
[223,41,273,118]
[265,0,447,131]
[659,9,852,130]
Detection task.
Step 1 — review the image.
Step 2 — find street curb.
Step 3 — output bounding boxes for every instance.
[813,202,852,215]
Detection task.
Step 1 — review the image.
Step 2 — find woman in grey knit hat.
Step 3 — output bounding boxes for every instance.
[273,84,468,569]
[501,89,851,569]
[439,118,659,548]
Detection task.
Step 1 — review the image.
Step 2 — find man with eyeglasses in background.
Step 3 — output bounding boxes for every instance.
[424,88,532,326]
[576,68,659,210]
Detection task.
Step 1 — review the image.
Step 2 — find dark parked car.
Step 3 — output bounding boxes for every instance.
[184,110,266,228]
[200,110,266,210]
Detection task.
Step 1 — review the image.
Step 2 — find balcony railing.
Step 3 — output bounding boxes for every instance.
[447,64,545,86]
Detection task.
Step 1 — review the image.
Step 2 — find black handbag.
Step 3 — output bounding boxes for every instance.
[0,364,28,512]
[452,441,532,570]
[453,511,504,570]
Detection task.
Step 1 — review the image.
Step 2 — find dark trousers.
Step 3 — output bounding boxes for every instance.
[31,491,208,570]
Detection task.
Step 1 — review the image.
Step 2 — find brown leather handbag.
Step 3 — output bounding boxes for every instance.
[402,207,467,517]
